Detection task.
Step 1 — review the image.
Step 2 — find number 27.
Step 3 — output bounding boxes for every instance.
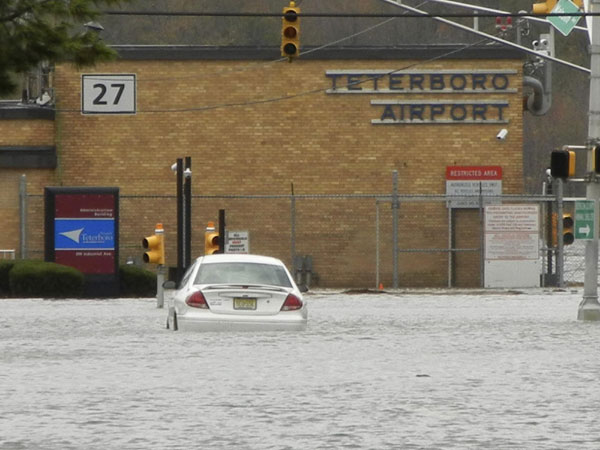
[92,83,125,105]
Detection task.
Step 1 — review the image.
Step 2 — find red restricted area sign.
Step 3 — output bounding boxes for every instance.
[446,165,503,208]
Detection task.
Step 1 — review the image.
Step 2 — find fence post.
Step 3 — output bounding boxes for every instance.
[556,178,564,288]
[392,170,399,289]
[448,206,453,288]
[290,183,296,265]
[19,174,27,259]
[375,200,380,290]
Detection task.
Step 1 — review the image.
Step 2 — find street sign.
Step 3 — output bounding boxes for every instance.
[548,0,582,37]
[575,200,596,240]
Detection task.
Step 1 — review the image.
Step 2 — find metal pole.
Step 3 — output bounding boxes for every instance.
[218,209,226,254]
[184,156,192,267]
[479,181,484,287]
[19,174,27,259]
[176,158,184,283]
[156,266,165,308]
[290,183,296,264]
[578,1,600,320]
[392,170,399,289]
[376,200,380,290]
[448,206,453,288]
[556,178,564,288]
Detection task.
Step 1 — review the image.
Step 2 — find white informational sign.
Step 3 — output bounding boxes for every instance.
[225,230,250,254]
[446,166,502,208]
[484,204,540,288]
[81,74,136,114]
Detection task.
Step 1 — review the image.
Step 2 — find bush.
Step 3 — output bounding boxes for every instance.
[9,260,84,298]
[0,260,16,296]
[119,264,156,297]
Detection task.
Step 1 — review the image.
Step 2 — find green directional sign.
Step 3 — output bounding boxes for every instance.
[575,200,596,240]
[548,0,582,37]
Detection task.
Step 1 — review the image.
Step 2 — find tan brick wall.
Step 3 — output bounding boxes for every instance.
[0,118,55,256]
[2,55,524,287]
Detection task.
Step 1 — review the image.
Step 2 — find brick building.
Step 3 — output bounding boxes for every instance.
[0,45,524,288]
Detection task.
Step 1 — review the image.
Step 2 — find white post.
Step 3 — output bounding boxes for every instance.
[157,266,165,309]
[578,0,600,320]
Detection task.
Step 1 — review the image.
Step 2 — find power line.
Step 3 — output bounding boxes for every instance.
[58,37,492,115]
[103,10,600,19]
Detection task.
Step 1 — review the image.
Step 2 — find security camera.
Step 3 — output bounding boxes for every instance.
[496,129,508,140]
[540,38,548,46]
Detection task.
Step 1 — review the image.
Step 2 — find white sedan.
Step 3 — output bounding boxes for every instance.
[166,254,307,331]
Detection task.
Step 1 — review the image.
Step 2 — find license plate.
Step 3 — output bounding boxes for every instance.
[233,297,257,310]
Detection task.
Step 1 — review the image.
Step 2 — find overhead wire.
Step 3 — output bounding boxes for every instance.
[60,2,544,114]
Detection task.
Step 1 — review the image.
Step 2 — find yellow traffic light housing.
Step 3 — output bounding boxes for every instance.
[550,149,576,179]
[281,1,300,61]
[204,221,220,255]
[142,223,165,265]
[563,213,574,245]
[533,0,557,15]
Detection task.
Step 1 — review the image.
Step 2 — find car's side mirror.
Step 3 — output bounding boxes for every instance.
[163,280,177,289]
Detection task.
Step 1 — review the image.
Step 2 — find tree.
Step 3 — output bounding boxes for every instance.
[0,0,130,96]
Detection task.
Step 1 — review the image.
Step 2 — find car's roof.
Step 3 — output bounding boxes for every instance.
[195,254,286,266]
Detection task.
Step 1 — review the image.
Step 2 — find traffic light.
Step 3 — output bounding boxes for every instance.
[142,223,165,264]
[563,213,574,245]
[592,146,600,174]
[281,1,300,60]
[550,149,576,179]
[205,221,220,255]
[532,0,557,15]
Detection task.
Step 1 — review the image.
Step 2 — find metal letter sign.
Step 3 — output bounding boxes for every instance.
[82,74,136,114]
[575,200,596,240]
[548,0,581,37]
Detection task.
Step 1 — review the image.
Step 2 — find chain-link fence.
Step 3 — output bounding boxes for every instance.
[20,185,583,288]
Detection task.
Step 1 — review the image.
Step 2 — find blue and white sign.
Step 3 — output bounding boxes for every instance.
[55,219,115,250]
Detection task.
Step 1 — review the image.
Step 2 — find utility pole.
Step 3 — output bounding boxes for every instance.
[578,0,600,320]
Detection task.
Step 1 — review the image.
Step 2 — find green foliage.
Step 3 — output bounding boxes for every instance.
[119,264,156,297]
[0,260,16,296]
[0,0,131,95]
[9,260,84,298]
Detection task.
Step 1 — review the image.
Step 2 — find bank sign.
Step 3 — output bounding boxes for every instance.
[326,69,515,124]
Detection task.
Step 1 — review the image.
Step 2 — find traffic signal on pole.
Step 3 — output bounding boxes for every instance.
[563,213,575,245]
[592,146,600,174]
[142,223,165,264]
[205,221,220,255]
[550,149,576,179]
[532,0,557,15]
[281,1,300,60]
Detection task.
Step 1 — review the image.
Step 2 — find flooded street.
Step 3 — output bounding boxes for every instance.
[2,289,600,449]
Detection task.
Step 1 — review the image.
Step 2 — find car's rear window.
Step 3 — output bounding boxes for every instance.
[194,262,293,287]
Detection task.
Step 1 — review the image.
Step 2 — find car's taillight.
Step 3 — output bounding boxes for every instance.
[281,293,303,311]
[186,291,209,309]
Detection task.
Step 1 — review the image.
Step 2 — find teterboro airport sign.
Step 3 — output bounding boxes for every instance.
[326,69,516,124]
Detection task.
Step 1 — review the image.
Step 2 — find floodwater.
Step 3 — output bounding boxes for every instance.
[2,289,600,449]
